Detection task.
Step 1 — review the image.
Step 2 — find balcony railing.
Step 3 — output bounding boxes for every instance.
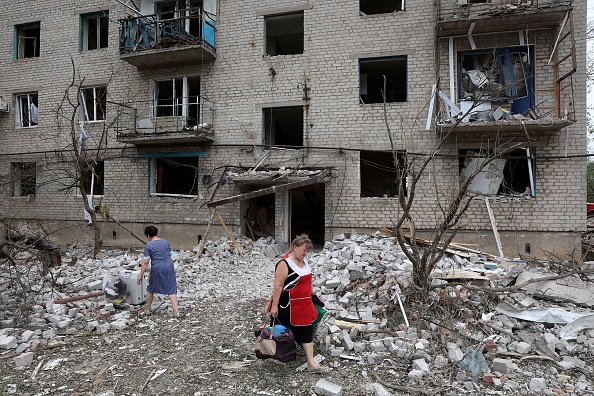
[115,96,215,146]
[436,0,573,36]
[119,7,216,68]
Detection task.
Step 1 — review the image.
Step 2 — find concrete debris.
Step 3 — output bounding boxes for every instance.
[0,232,593,395]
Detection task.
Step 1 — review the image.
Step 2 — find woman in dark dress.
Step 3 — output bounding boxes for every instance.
[269,234,326,373]
[137,226,179,317]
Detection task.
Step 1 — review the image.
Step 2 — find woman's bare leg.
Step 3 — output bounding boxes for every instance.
[169,294,179,317]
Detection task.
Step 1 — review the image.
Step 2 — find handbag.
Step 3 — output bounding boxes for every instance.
[254,319,296,362]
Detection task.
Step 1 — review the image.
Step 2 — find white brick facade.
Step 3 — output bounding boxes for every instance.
[0,0,587,258]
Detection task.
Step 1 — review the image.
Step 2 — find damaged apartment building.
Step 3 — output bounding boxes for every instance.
[0,0,587,259]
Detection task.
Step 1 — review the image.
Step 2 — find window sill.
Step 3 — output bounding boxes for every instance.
[151,193,201,199]
[16,125,38,129]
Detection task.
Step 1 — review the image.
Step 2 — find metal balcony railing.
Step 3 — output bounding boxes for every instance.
[119,7,215,55]
[114,96,215,142]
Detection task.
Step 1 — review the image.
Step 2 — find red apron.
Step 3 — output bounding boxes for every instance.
[287,273,318,326]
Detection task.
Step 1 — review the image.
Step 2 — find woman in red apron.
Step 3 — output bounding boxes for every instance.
[269,234,326,373]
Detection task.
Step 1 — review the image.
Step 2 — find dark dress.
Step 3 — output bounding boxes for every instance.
[144,239,177,294]
[275,258,315,343]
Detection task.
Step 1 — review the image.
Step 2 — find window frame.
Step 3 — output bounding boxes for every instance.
[77,160,105,197]
[14,22,40,59]
[264,12,304,56]
[11,162,37,197]
[359,56,408,104]
[151,76,201,127]
[79,86,107,122]
[149,156,200,198]
[262,106,304,148]
[80,11,109,51]
[360,150,407,198]
[15,92,38,128]
[359,0,405,15]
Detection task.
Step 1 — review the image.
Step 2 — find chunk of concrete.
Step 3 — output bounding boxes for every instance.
[314,379,343,396]
[492,358,514,374]
[14,352,34,367]
[0,336,17,350]
[529,377,547,392]
[447,343,464,362]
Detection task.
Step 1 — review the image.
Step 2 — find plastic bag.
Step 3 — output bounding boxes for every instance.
[458,347,489,377]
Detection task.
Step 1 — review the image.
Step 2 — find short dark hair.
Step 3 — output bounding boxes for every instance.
[144,226,158,237]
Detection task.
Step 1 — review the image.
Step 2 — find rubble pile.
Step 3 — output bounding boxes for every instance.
[0,231,593,395]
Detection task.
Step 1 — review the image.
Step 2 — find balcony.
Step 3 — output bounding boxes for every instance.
[115,96,215,146]
[119,7,216,68]
[436,0,573,37]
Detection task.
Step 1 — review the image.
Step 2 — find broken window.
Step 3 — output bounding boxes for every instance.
[263,106,303,147]
[80,86,107,121]
[265,12,304,56]
[153,76,201,127]
[359,56,407,104]
[81,12,109,51]
[79,160,105,196]
[360,0,404,15]
[360,150,407,198]
[11,162,36,197]
[152,157,199,196]
[459,46,534,115]
[15,22,40,59]
[459,149,534,197]
[16,93,38,128]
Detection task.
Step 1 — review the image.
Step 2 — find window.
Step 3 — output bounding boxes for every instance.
[80,160,104,196]
[15,22,40,59]
[360,0,404,15]
[153,76,200,127]
[12,162,36,197]
[152,157,199,196]
[359,57,407,104]
[81,12,109,51]
[360,151,407,198]
[16,93,38,128]
[459,149,534,197]
[263,106,303,147]
[80,86,107,121]
[459,46,534,115]
[265,12,304,56]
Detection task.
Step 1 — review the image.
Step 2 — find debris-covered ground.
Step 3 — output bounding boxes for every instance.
[1,231,594,396]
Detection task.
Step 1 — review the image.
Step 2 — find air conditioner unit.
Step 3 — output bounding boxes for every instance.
[0,97,8,113]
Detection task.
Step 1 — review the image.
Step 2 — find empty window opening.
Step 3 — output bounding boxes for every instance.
[80,86,107,121]
[80,160,105,196]
[360,0,404,15]
[263,106,303,147]
[459,149,534,197]
[12,162,36,197]
[16,93,38,128]
[153,157,199,196]
[154,76,200,126]
[459,46,534,116]
[290,187,325,246]
[360,57,407,104]
[265,12,304,56]
[360,150,407,198]
[81,12,109,51]
[16,22,40,58]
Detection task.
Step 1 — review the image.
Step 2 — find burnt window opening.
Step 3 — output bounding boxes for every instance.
[459,46,534,116]
[360,0,404,15]
[360,57,407,104]
[12,162,36,197]
[80,160,104,196]
[360,150,407,198]
[263,106,303,148]
[16,22,40,59]
[154,157,199,196]
[458,149,534,197]
[265,12,304,56]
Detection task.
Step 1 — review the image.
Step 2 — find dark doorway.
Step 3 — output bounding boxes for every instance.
[246,193,275,240]
[290,185,325,246]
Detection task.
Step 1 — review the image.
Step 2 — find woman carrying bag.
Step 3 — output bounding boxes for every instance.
[268,234,327,373]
